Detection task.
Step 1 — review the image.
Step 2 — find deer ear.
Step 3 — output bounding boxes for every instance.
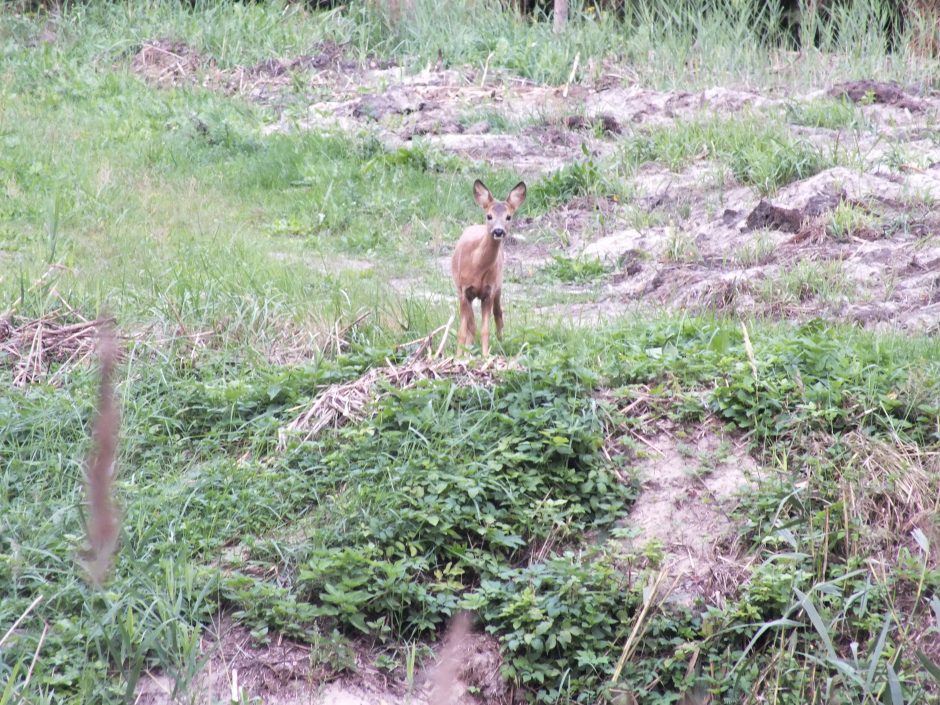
[507,181,527,210]
[473,179,494,209]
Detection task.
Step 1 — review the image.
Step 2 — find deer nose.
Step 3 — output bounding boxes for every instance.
[492,228,505,239]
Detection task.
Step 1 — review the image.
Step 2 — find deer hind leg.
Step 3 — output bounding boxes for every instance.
[457,294,476,352]
[493,289,504,341]
[480,295,494,357]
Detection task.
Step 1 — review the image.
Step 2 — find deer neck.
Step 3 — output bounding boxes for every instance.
[476,233,503,269]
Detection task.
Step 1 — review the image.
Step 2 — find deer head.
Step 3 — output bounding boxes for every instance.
[473,179,527,241]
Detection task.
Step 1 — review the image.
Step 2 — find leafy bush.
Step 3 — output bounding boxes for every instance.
[289,364,636,640]
[466,552,633,704]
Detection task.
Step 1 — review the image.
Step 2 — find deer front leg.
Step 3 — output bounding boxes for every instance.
[480,295,494,357]
[457,295,475,353]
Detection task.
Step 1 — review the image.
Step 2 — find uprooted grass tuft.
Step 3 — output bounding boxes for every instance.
[280,353,519,445]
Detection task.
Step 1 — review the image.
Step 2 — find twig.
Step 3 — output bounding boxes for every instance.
[230,668,239,704]
[563,51,580,98]
[0,594,44,649]
[395,322,448,351]
[628,430,667,458]
[338,310,371,339]
[611,569,675,683]
[22,621,49,690]
[434,314,456,359]
[740,321,758,380]
[480,51,494,87]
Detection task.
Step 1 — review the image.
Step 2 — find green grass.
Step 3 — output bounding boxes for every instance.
[456,108,540,134]
[828,201,878,240]
[5,316,940,703]
[756,260,857,307]
[3,3,940,705]
[540,253,609,283]
[621,116,832,195]
[784,97,864,130]
[734,231,777,266]
[663,229,702,263]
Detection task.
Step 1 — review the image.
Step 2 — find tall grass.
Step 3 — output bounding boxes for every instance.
[10,0,937,89]
[354,0,939,88]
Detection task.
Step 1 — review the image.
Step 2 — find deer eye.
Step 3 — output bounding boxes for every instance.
[506,215,511,221]
[487,214,493,220]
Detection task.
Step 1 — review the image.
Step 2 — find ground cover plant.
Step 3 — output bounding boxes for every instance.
[2,1,940,704]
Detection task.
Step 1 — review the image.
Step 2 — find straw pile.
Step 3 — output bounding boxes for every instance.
[0,312,119,386]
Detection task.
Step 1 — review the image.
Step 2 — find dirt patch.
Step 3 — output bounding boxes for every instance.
[134,615,329,705]
[135,614,509,705]
[829,79,927,112]
[532,158,940,331]
[619,426,756,606]
[130,38,395,104]
[583,85,777,127]
[743,187,845,234]
[131,39,207,87]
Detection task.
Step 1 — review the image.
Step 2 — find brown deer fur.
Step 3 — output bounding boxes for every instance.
[451,180,527,356]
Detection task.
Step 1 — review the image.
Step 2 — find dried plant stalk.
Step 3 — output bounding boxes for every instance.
[82,323,121,586]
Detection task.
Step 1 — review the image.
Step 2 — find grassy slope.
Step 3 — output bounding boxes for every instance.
[1,2,939,704]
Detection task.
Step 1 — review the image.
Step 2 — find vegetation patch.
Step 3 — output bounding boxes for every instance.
[3,2,940,705]
[622,116,831,194]
[784,97,864,129]
[540,254,610,283]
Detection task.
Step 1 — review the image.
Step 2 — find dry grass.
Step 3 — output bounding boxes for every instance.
[0,311,120,387]
[843,430,940,563]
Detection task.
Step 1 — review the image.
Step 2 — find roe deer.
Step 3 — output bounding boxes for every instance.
[451,179,527,356]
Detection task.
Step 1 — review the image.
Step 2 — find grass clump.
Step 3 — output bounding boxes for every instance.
[456,109,537,133]
[734,231,776,266]
[828,201,878,240]
[784,97,863,129]
[755,260,855,307]
[622,116,830,194]
[541,254,609,283]
[663,229,701,263]
[529,149,625,209]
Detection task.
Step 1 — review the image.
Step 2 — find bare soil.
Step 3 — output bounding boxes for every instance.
[135,614,509,705]
[618,424,756,607]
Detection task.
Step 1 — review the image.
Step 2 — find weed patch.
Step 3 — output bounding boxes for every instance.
[784,97,863,129]
[540,254,609,283]
[622,116,830,194]
[530,149,624,210]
